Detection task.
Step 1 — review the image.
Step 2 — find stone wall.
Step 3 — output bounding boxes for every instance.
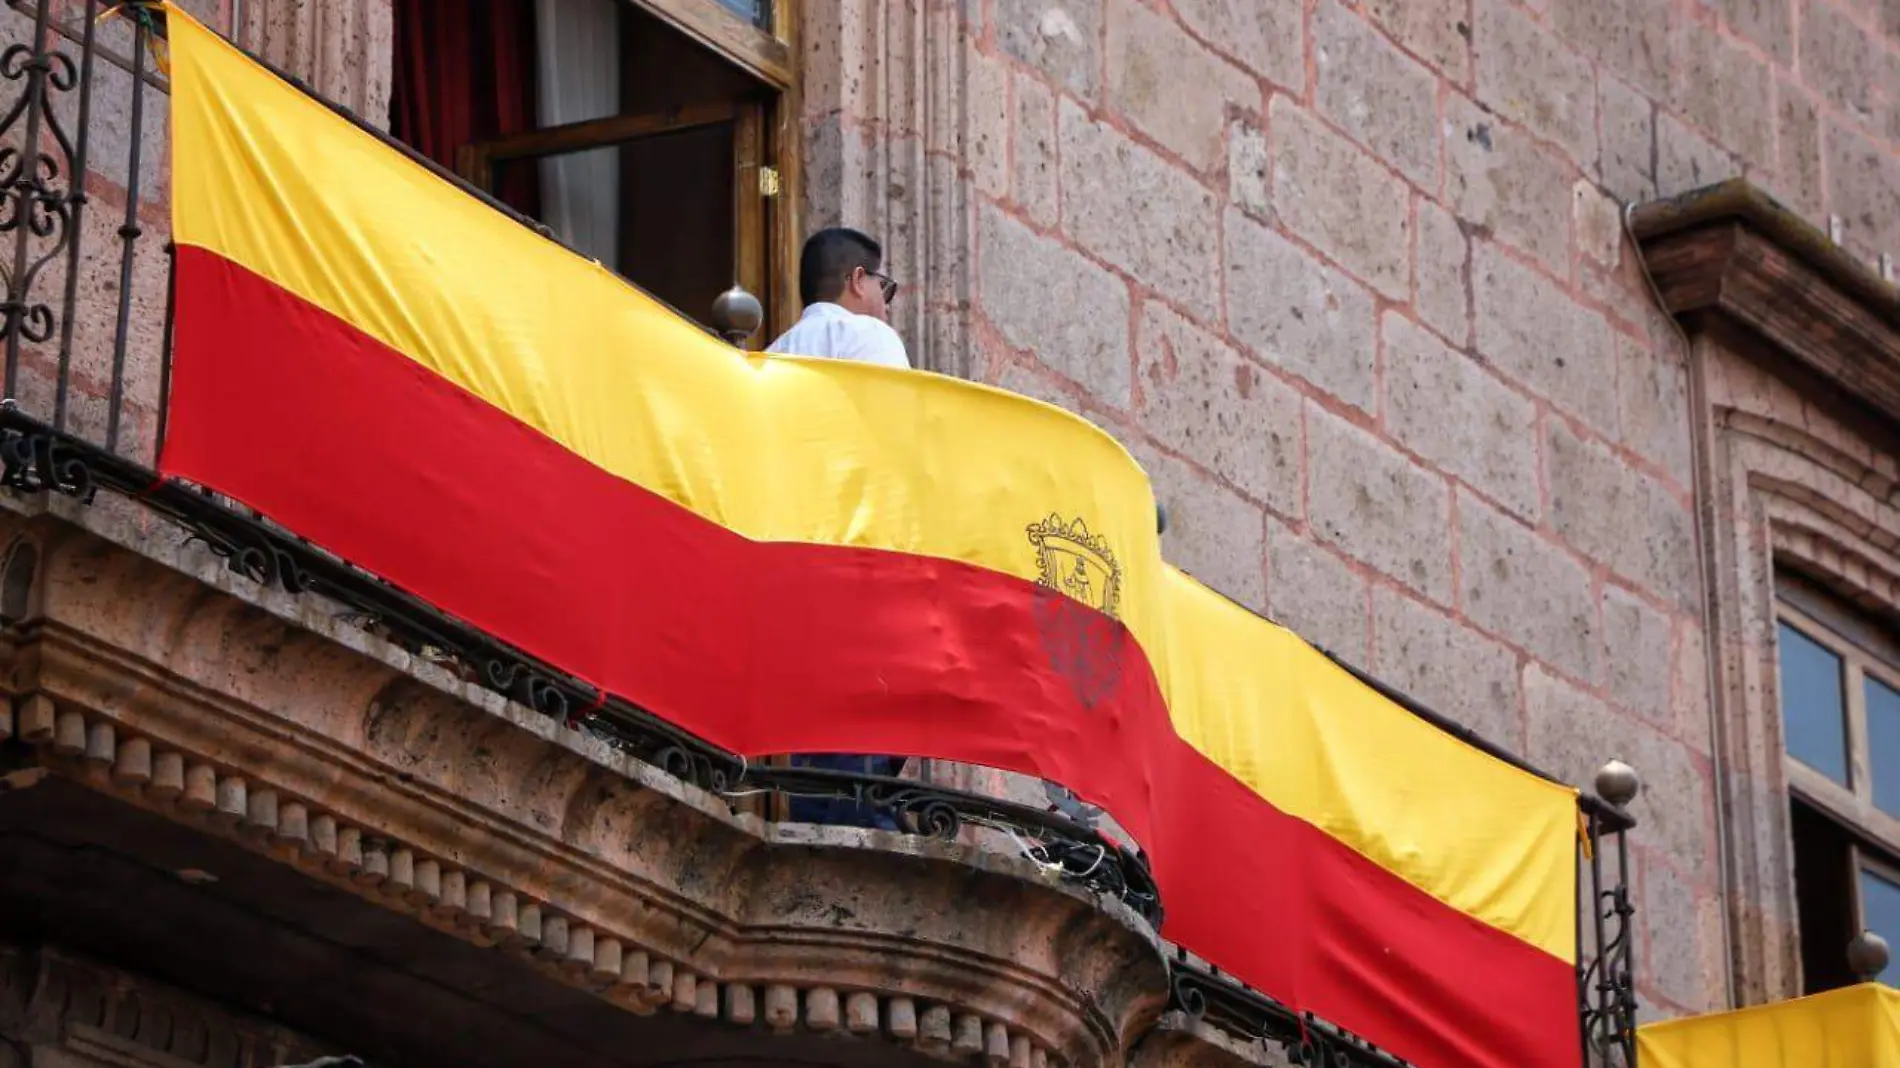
[802,0,1900,1022]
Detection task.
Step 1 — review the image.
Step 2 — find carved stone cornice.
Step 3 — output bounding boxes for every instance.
[1628,179,1900,424]
[0,505,1169,1068]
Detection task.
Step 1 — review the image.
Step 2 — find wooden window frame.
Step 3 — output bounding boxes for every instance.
[453,0,802,342]
[1781,596,1900,873]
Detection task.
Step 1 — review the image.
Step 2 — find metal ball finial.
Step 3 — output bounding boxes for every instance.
[1594,759,1641,807]
[1849,931,1891,982]
[710,284,763,346]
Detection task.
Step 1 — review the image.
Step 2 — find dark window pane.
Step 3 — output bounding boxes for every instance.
[713,0,769,29]
[1780,621,1849,784]
[1861,867,1900,985]
[1871,677,1900,818]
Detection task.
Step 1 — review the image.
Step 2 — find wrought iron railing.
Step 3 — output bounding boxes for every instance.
[0,5,1641,1065]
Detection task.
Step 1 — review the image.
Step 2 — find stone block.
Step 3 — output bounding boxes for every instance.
[1445,94,1575,273]
[1225,210,1377,413]
[1314,0,1440,187]
[1059,100,1221,323]
[1800,0,1882,124]
[1550,0,1670,95]
[1597,74,1658,203]
[1371,587,1524,750]
[1270,97,1413,301]
[1656,110,1741,198]
[1574,178,1624,268]
[1365,0,1472,82]
[996,0,1100,99]
[1525,666,1712,873]
[1475,0,1598,166]
[1128,439,1269,611]
[1171,0,1305,91]
[1415,198,1471,346]
[1105,0,1262,173]
[1715,0,1796,63]
[1229,116,1270,218]
[1384,313,1540,520]
[1826,118,1900,264]
[1267,518,1369,667]
[1603,585,1674,721]
[977,204,1132,407]
[1011,72,1060,227]
[1674,623,1714,753]
[1546,417,1699,607]
[1136,302,1302,514]
[1617,334,1694,488]
[1472,242,1617,434]
[1641,854,1727,1014]
[1773,80,1824,221]
[1459,490,1600,683]
[969,46,1012,199]
[1670,16,1774,165]
[1307,404,1454,605]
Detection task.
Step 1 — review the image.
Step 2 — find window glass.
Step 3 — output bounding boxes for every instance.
[1861,867,1900,985]
[1781,621,1850,784]
[1870,676,1900,818]
[714,0,769,29]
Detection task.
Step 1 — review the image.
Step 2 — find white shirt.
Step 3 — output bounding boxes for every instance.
[766,302,911,369]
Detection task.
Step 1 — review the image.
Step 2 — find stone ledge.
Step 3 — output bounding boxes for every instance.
[0,501,1175,1067]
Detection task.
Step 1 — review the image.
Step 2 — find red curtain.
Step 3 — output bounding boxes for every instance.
[389,0,542,217]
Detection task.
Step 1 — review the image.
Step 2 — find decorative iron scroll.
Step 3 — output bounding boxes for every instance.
[1168,953,1411,1068]
[1580,800,1639,1068]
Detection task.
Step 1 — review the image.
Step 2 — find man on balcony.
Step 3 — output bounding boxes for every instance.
[766,227,910,369]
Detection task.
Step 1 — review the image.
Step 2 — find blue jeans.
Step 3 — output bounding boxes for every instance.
[786,753,906,830]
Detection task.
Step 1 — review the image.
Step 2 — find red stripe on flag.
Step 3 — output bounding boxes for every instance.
[161,244,1580,1068]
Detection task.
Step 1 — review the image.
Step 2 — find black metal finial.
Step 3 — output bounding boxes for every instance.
[1850,931,1891,982]
[710,284,763,347]
[1594,759,1641,807]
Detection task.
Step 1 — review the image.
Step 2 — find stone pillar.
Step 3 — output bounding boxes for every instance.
[233,0,394,129]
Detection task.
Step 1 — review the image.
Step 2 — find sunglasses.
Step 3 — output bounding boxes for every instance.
[861,268,899,304]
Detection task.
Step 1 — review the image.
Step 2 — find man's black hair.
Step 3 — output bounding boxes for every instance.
[799,227,883,306]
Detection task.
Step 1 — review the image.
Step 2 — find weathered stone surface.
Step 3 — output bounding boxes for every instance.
[1268,518,1369,666]
[1597,73,1658,203]
[1365,0,1471,82]
[995,0,1100,99]
[1524,666,1710,868]
[1011,72,1060,227]
[1618,335,1694,488]
[1224,209,1378,412]
[978,204,1132,407]
[1170,0,1305,91]
[1799,0,1883,124]
[1445,95,1575,272]
[1474,0,1598,165]
[1642,855,1726,1014]
[1715,0,1796,63]
[968,46,1012,199]
[1129,440,1269,611]
[1472,242,1617,433]
[1105,0,1262,173]
[1826,118,1900,263]
[1060,100,1221,323]
[1270,97,1412,301]
[1228,116,1270,217]
[1307,405,1454,604]
[1384,313,1540,520]
[1655,110,1741,197]
[1314,0,1440,186]
[1415,198,1470,346]
[1136,302,1302,513]
[1550,0,1669,95]
[1459,490,1600,684]
[1670,16,1774,165]
[1546,418,1699,607]
[1603,585,1675,721]
[1372,587,1524,750]
[1773,80,1825,220]
[1573,178,1624,268]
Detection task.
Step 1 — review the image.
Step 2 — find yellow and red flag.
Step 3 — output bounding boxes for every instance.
[157,6,1581,1065]
[1638,983,1900,1066]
